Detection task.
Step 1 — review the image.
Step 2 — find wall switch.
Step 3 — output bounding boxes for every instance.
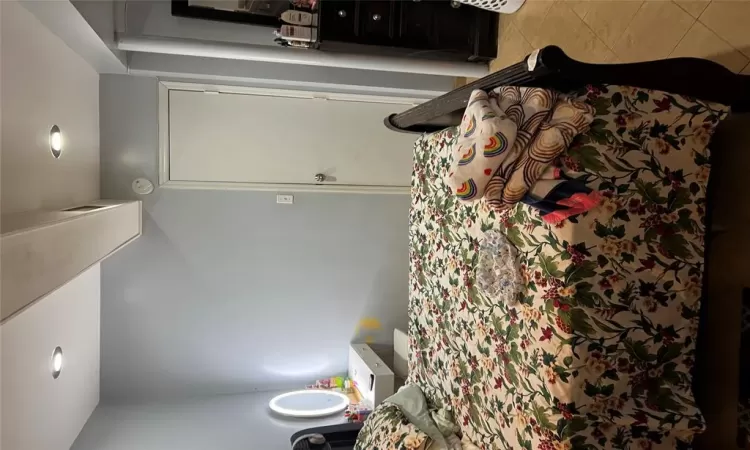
[276,194,294,204]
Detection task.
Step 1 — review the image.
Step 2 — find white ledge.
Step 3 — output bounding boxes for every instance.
[1,200,142,323]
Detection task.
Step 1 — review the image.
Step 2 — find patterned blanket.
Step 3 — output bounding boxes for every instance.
[446,87,599,224]
[356,85,729,450]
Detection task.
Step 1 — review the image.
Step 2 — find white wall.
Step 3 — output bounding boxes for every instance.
[71,0,127,66]
[98,74,409,403]
[128,53,452,98]
[1,2,103,448]
[1,265,101,450]
[1,0,100,215]
[72,391,346,450]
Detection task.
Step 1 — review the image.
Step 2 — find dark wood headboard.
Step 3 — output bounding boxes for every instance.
[385,46,750,134]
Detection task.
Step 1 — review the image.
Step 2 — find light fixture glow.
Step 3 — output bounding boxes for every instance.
[51,346,63,379]
[50,132,62,151]
[49,125,62,158]
[269,390,350,418]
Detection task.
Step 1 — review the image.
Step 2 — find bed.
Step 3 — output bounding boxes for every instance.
[356,48,750,450]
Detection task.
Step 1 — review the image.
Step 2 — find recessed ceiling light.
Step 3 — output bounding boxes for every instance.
[49,125,62,159]
[51,346,63,379]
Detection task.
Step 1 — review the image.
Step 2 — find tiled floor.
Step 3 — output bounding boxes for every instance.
[489,0,750,75]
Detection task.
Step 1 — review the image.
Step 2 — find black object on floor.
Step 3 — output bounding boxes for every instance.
[291,423,364,450]
[739,288,750,448]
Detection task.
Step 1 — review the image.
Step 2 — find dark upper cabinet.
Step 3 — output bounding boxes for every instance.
[319,0,497,62]
[319,1,359,42]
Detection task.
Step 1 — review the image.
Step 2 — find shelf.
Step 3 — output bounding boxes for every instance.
[1,200,142,323]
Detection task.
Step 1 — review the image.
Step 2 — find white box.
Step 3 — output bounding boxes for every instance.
[348,344,394,408]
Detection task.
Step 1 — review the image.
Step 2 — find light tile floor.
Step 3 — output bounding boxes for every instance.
[489,0,750,75]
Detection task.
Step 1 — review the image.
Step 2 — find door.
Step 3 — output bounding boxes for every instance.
[166,86,419,191]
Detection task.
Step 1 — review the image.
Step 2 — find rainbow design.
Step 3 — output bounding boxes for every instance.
[463,115,477,138]
[483,132,509,157]
[457,144,476,166]
[455,179,478,200]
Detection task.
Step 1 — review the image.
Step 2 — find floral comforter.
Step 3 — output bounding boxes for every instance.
[357,85,728,450]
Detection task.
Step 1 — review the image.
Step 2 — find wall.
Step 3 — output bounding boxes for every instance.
[1,0,100,215]
[121,1,454,97]
[17,0,126,74]
[72,390,346,450]
[1,2,103,449]
[71,0,127,66]
[1,265,101,450]
[128,53,453,98]
[99,74,410,402]
[71,0,118,48]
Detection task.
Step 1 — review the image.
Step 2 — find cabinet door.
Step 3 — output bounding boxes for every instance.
[320,0,360,42]
[399,1,477,52]
[167,89,417,189]
[359,0,397,44]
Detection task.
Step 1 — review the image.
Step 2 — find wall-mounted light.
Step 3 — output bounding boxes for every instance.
[49,125,62,159]
[51,346,63,379]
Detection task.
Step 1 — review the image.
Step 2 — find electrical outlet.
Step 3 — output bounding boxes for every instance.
[276,194,294,204]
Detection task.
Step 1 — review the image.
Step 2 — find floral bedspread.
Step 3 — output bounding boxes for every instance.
[357,85,728,450]
[355,403,430,450]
